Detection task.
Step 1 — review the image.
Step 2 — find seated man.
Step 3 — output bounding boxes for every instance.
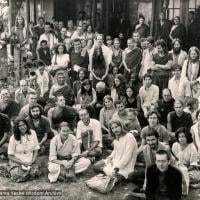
[167,100,193,136]
[128,128,171,192]
[95,81,111,117]
[73,96,97,120]
[157,88,175,126]
[139,73,159,118]
[124,150,182,200]
[19,93,44,119]
[48,122,91,183]
[93,119,137,187]
[49,69,75,106]
[26,105,52,154]
[112,100,140,128]
[48,95,77,134]
[0,89,20,120]
[37,40,52,66]
[138,110,170,154]
[76,109,102,161]
[124,108,141,144]
[15,79,36,109]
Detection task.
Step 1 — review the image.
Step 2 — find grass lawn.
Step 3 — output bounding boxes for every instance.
[0,156,199,200]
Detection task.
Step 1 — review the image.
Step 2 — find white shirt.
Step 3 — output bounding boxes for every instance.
[76,119,103,148]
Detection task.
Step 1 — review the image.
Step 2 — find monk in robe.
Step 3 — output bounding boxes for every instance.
[123,38,142,89]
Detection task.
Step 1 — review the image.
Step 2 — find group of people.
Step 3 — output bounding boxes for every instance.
[0,10,199,200]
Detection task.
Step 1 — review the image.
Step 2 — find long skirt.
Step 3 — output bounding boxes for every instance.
[48,157,91,182]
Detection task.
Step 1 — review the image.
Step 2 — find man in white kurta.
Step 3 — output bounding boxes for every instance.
[103,132,138,179]
[93,119,138,181]
[48,124,91,183]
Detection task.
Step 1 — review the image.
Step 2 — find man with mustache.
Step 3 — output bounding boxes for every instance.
[26,104,52,154]
[169,38,187,67]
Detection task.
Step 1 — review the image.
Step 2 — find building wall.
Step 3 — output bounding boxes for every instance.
[29,0,53,22]
[128,0,152,28]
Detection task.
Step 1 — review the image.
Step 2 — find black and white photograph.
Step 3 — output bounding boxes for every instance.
[0,0,200,199]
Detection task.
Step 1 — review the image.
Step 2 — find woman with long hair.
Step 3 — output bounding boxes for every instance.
[76,79,97,106]
[111,73,126,102]
[7,117,41,182]
[181,46,200,99]
[172,127,200,186]
[73,68,88,97]
[11,16,29,84]
[49,43,70,71]
[124,84,138,109]
[90,46,109,88]
[99,95,116,134]
[93,119,137,188]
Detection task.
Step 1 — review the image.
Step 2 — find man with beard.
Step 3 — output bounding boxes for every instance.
[0,89,20,120]
[26,104,52,154]
[169,38,187,67]
[140,36,156,79]
[19,93,44,119]
[124,129,171,200]
[37,40,52,66]
[15,79,36,109]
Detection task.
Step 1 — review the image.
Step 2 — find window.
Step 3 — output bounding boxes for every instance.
[168,0,181,20]
[189,0,200,11]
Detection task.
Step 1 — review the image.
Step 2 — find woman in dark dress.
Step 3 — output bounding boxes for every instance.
[90,46,109,88]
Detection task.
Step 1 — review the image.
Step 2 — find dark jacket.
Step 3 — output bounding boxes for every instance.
[37,47,52,66]
[145,164,182,200]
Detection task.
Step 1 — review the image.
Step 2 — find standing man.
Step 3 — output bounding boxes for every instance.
[70,38,89,71]
[134,15,150,39]
[123,38,142,86]
[38,22,58,51]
